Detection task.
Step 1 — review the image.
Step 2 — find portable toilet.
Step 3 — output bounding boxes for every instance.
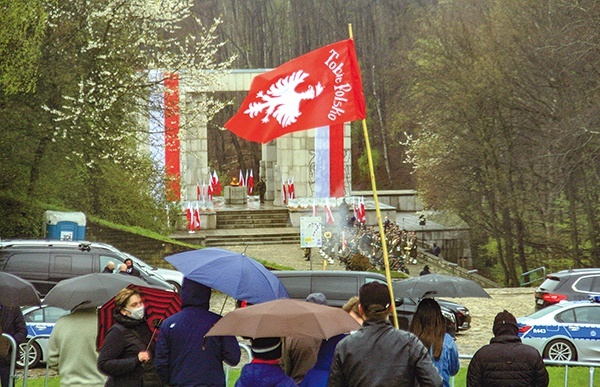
[43,211,86,241]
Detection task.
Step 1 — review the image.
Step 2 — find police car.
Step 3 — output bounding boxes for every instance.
[517,296,600,362]
[18,305,69,368]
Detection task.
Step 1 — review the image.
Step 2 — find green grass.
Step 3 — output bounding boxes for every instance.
[17,365,599,387]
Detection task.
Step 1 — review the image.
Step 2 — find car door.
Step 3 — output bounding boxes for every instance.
[311,274,359,307]
[50,252,94,287]
[2,251,51,295]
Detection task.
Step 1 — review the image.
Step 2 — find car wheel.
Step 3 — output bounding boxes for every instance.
[16,341,42,369]
[168,281,181,292]
[543,339,577,362]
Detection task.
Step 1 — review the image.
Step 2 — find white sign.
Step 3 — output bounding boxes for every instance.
[300,217,322,248]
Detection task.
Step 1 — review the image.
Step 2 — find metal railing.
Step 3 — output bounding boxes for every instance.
[520,266,546,287]
[225,342,252,386]
[454,354,598,387]
[1,333,17,387]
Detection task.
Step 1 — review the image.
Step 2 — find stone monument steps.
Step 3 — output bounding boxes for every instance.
[216,209,290,229]
[203,228,300,247]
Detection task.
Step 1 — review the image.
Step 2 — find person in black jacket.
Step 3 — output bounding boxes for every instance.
[97,287,161,387]
[467,310,549,387]
[0,304,27,387]
[124,259,141,277]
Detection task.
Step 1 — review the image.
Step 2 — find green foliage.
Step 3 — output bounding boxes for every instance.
[0,192,45,239]
[357,149,381,181]
[0,0,46,94]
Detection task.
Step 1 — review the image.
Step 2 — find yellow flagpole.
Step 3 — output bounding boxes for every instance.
[348,24,399,328]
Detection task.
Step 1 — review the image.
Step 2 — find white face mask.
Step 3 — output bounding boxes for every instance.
[126,306,145,320]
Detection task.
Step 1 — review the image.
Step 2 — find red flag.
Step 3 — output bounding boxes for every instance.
[224,39,366,143]
[282,177,287,205]
[194,202,201,231]
[288,177,295,200]
[324,198,335,225]
[239,169,245,186]
[186,202,194,232]
[207,174,214,200]
[247,169,254,195]
[196,181,201,201]
[212,171,222,196]
[359,197,366,223]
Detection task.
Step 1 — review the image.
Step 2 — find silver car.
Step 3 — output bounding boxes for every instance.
[517,297,600,362]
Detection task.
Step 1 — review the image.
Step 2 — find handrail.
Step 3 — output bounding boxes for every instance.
[456,354,598,387]
[1,333,17,387]
[520,266,546,287]
[225,342,252,387]
[22,334,51,387]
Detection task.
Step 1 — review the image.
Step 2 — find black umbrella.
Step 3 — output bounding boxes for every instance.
[43,273,153,310]
[392,274,491,299]
[0,272,41,307]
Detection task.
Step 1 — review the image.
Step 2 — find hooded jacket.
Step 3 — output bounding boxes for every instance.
[467,335,549,387]
[154,279,241,387]
[235,361,296,387]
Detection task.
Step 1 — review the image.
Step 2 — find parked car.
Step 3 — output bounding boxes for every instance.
[18,305,69,368]
[272,270,471,332]
[534,268,600,310]
[518,296,600,362]
[0,239,176,295]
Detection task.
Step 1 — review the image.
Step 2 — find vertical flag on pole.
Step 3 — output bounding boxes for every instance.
[288,177,295,200]
[247,170,254,195]
[282,178,287,205]
[164,73,181,201]
[239,170,245,186]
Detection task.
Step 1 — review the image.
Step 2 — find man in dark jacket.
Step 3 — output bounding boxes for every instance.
[0,304,27,387]
[155,279,240,386]
[467,310,549,387]
[329,282,442,387]
[124,258,141,277]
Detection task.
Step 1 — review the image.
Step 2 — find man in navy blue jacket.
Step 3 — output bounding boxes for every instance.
[155,279,241,386]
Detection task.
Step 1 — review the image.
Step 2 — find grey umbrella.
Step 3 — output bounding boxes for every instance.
[392,274,491,299]
[43,273,153,310]
[0,272,41,306]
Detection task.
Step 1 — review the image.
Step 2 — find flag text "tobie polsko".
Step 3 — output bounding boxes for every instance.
[324,49,354,121]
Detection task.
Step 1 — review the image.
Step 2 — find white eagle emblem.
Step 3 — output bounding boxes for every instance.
[244,70,323,127]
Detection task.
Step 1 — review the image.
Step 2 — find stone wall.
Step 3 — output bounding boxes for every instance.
[85,222,195,268]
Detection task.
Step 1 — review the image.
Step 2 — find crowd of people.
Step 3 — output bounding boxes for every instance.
[32,279,550,387]
[318,217,423,273]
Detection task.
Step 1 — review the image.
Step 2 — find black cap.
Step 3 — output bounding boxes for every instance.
[359,282,391,313]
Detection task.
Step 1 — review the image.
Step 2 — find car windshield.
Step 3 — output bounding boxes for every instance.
[526,303,564,319]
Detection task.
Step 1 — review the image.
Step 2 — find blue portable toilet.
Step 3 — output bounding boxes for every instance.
[43,211,87,241]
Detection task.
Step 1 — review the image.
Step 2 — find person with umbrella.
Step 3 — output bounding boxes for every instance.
[235,337,295,387]
[0,303,26,387]
[97,287,163,387]
[328,282,442,387]
[47,307,107,387]
[154,279,240,386]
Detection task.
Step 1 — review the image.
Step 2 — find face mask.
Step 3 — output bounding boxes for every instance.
[126,306,145,320]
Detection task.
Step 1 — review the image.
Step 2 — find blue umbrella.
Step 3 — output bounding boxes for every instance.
[165,248,289,304]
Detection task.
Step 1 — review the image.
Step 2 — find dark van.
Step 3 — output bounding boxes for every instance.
[0,240,175,296]
[273,270,470,331]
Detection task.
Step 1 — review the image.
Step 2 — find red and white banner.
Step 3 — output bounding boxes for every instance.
[315,124,344,198]
[239,169,245,186]
[207,173,214,200]
[224,39,366,143]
